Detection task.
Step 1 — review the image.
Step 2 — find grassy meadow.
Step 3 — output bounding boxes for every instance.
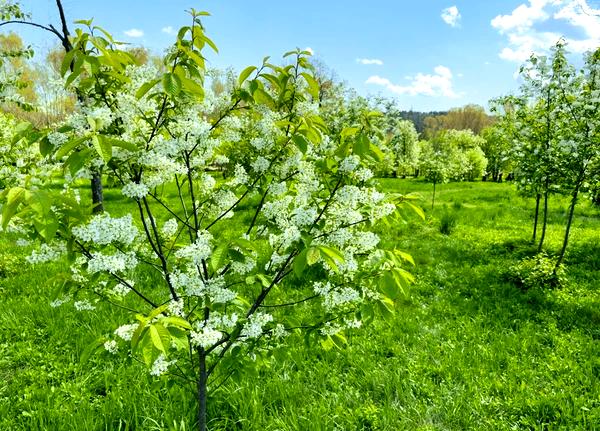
[1,179,599,430]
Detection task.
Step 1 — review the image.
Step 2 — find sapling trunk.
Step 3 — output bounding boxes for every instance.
[197,348,208,431]
[538,189,549,252]
[532,193,541,243]
[555,183,581,272]
[91,169,104,213]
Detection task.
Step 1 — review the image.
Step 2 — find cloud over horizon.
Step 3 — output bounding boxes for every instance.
[366,65,459,98]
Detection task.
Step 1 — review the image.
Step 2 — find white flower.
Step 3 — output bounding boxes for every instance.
[231,164,249,186]
[161,218,178,238]
[190,327,222,348]
[272,323,287,339]
[47,132,68,147]
[241,312,273,338]
[26,243,66,264]
[73,213,138,245]
[150,354,176,376]
[50,295,71,308]
[74,299,96,311]
[87,251,138,274]
[114,323,138,341]
[251,156,270,173]
[104,340,119,354]
[339,155,360,173]
[112,280,132,297]
[167,298,184,317]
[175,231,213,265]
[122,182,149,199]
[355,168,373,182]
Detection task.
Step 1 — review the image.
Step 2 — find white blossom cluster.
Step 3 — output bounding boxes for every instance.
[72,213,139,245]
[175,231,213,265]
[87,251,138,274]
[26,242,66,264]
[313,281,362,311]
[241,312,273,338]
[150,354,176,376]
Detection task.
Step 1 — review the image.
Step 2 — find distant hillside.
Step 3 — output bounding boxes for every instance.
[396,110,447,135]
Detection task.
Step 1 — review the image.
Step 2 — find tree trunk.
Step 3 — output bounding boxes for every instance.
[537,190,549,252]
[555,183,581,272]
[91,169,104,213]
[532,193,541,243]
[197,348,208,431]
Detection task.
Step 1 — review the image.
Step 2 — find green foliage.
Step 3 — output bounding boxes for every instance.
[509,253,567,290]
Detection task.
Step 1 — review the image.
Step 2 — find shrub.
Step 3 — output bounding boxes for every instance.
[509,253,567,289]
[439,211,457,235]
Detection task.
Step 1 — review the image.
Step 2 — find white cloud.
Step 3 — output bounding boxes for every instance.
[357,58,384,65]
[365,65,459,98]
[441,6,462,27]
[124,28,144,38]
[491,0,552,33]
[492,0,600,62]
[161,26,175,35]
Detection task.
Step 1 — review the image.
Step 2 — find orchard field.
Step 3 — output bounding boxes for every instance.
[1,180,599,430]
[1,1,600,430]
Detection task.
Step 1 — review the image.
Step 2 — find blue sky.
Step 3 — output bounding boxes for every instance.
[11,0,600,111]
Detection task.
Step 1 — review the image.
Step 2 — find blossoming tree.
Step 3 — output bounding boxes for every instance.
[1,11,417,430]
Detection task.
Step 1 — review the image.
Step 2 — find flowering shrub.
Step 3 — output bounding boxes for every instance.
[1,11,418,430]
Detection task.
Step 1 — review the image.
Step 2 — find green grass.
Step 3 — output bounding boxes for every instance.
[1,179,599,430]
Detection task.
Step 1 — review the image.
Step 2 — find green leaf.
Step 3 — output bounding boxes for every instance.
[135,78,160,99]
[395,250,415,266]
[300,72,319,99]
[317,245,345,272]
[147,304,170,321]
[104,137,138,152]
[180,76,205,99]
[149,323,171,354]
[306,247,321,266]
[354,132,370,156]
[60,49,77,77]
[1,187,26,229]
[130,323,146,350]
[252,88,274,107]
[33,215,59,242]
[166,326,189,351]
[162,72,182,96]
[377,298,395,323]
[161,316,192,330]
[293,248,308,277]
[54,136,89,159]
[91,135,112,162]
[407,202,425,220]
[380,272,401,300]
[368,143,384,162]
[238,66,257,86]
[39,137,53,158]
[211,242,229,272]
[65,149,91,178]
[292,134,310,154]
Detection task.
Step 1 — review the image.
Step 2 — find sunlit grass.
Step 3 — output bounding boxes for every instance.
[1,179,598,430]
